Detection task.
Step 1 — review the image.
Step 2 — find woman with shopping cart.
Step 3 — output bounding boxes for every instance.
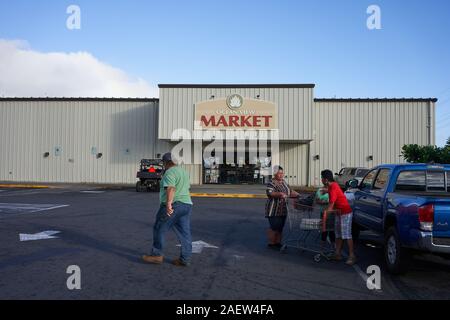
[265,165,300,248]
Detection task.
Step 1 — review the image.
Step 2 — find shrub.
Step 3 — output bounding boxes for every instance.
[402,137,450,164]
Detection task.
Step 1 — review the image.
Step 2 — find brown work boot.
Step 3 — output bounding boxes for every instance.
[173,258,190,267]
[142,255,163,264]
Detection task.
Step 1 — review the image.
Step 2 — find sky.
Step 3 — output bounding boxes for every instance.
[0,0,449,146]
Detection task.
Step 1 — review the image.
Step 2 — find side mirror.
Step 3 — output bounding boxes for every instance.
[348,179,359,189]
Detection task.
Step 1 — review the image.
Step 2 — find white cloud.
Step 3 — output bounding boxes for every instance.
[0,39,157,98]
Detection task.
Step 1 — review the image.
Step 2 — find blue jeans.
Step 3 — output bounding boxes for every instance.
[151,202,193,264]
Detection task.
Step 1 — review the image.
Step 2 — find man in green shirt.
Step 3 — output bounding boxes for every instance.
[143,152,193,266]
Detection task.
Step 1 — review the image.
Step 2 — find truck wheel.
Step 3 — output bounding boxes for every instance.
[384,226,411,274]
[136,181,145,192]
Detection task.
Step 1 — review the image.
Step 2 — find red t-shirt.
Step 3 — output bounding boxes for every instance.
[328,182,352,215]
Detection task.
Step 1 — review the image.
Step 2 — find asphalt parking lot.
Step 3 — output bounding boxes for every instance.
[0,187,449,300]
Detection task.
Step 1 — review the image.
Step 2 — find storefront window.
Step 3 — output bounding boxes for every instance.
[202,145,270,185]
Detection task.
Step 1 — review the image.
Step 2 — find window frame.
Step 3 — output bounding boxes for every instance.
[447,171,450,192]
[394,170,426,192]
[426,170,447,192]
[394,170,450,193]
[355,169,369,178]
[373,168,391,192]
[360,169,378,190]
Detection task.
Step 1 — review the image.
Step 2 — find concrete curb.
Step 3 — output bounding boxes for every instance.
[0,184,56,189]
[190,193,266,199]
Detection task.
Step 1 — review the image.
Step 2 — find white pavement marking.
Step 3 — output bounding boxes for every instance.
[31,204,70,213]
[19,230,61,241]
[342,249,382,293]
[177,240,219,254]
[0,203,69,215]
[352,263,369,283]
[352,263,382,292]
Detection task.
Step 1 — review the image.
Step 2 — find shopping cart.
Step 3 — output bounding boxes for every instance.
[280,198,338,262]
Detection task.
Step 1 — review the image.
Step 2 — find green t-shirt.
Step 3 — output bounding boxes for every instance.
[159,166,193,205]
[315,189,329,203]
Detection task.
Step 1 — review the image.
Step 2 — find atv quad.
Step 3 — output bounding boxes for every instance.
[136,159,163,192]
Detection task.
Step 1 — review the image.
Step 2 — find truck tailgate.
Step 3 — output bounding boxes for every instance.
[433,200,450,246]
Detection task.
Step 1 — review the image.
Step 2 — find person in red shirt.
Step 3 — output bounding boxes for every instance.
[321,170,357,265]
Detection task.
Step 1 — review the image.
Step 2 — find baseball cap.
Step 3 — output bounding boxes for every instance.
[162,152,173,163]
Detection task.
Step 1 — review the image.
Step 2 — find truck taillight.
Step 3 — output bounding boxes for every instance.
[418,204,434,231]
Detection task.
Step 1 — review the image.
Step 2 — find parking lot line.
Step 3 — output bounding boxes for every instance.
[31,204,69,213]
[352,263,383,293]
[0,203,69,215]
[352,263,369,284]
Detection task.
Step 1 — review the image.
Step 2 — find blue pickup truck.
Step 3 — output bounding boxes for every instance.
[349,163,450,274]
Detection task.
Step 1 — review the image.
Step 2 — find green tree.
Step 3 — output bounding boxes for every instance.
[402,137,450,164]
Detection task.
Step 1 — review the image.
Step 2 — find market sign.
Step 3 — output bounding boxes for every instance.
[194,94,278,130]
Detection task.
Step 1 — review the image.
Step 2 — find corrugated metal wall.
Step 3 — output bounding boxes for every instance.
[180,164,202,185]
[0,97,435,187]
[0,99,170,184]
[158,87,314,141]
[309,100,435,186]
[279,143,309,186]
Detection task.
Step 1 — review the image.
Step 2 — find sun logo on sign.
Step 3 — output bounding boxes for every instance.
[226,94,243,110]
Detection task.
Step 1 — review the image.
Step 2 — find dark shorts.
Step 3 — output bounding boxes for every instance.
[268,216,287,232]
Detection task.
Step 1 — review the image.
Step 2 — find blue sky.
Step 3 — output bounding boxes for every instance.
[0,0,449,145]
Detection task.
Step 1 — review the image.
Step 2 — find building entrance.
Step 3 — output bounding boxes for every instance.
[202,141,272,185]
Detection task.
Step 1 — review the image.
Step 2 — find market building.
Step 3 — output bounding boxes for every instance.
[0,84,437,186]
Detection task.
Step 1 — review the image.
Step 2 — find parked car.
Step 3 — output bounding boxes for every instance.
[349,163,450,274]
[335,167,370,189]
